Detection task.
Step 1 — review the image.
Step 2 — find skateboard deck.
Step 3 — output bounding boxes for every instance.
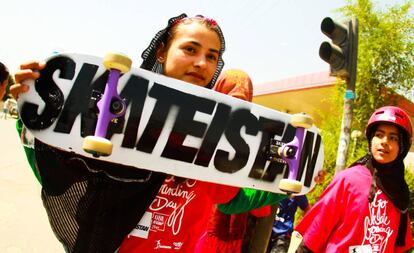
[17,53,324,194]
[287,231,303,253]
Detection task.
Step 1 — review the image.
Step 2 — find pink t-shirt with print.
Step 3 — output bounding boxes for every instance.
[118,177,238,253]
[295,165,412,253]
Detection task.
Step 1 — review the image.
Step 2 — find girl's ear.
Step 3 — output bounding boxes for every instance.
[156,42,166,63]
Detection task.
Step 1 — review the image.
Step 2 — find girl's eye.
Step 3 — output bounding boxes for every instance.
[207,54,218,62]
[184,46,196,53]
[375,132,383,138]
[390,136,399,142]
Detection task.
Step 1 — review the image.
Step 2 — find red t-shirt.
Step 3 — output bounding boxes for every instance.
[118,177,239,252]
[295,165,413,253]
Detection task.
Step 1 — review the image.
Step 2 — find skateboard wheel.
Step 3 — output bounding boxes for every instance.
[103,53,132,73]
[279,179,302,193]
[290,113,313,129]
[83,136,113,157]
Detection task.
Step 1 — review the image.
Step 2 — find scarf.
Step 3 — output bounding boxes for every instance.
[352,153,409,246]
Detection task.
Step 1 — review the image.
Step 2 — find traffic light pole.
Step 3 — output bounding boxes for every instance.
[334,71,356,173]
[334,18,358,173]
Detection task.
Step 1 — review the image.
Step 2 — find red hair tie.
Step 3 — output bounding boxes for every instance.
[172,16,218,27]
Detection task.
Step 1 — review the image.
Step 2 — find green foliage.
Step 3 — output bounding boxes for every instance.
[340,0,414,128]
[405,167,414,240]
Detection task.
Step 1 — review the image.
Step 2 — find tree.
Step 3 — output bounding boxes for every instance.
[340,0,414,131]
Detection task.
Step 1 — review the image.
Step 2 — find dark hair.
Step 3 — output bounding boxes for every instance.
[140,13,225,88]
[0,62,9,83]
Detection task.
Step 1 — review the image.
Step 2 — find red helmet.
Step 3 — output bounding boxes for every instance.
[366,106,413,147]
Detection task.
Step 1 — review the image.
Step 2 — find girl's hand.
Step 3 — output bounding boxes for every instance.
[10,61,46,99]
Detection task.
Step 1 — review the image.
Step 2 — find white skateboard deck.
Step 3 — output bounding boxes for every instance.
[18,53,324,194]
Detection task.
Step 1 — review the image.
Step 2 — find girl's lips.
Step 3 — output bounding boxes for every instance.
[376,148,388,155]
[186,72,205,81]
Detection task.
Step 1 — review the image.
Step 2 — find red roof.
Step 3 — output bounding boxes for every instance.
[254,71,337,96]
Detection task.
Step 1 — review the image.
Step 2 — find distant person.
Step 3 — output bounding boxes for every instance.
[0,62,10,101]
[268,195,310,253]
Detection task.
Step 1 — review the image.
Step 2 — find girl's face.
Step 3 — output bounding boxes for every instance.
[157,22,221,87]
[370,123,400,164]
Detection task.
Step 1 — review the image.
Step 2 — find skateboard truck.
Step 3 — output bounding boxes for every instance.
[271,113,313,194]
[83,53,132,157]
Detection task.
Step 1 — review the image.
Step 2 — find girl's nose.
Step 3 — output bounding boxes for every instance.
[194,55,207,68]
[380,136,389,144]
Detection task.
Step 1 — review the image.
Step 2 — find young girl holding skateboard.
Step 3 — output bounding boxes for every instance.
[13,14,286,253]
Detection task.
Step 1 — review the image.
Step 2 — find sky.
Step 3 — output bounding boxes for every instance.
[0,0,408,85]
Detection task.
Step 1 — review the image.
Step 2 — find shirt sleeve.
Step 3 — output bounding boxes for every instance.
[213,69,253,102]
[201,181,240,204]
[16,119,42,184]
[296,195,309,211]
[294,174,348,252]
[217,188,286,214]
[249,205,271,217]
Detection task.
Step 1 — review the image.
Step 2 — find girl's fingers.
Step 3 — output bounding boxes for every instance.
[11,60,45,100]
[14,69,41,83]
[9,83,29,100]
[19,61,46,71]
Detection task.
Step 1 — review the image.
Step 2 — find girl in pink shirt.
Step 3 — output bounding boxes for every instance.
[295,106,413,253]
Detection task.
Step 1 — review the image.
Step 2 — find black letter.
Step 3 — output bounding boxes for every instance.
[300,132,322,187]
[248,117,287,181]
[195,103,231,167]
[21,56,75,130]
[214,109,259,173]
[54,63,104,136]
[119,75,150,148]
[136,83,174,153]
[161,89,215,162]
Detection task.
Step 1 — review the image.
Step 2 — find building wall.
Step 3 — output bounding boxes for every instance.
[252,72,414,164]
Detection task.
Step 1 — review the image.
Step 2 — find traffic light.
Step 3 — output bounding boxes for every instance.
[319,17,358,82]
